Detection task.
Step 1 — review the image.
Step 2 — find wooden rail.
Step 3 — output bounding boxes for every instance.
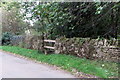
[44,40,56,43]
[44,39,56,50]
[44,46,55,49]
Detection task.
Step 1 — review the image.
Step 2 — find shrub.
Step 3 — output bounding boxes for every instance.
[2,32,13,45]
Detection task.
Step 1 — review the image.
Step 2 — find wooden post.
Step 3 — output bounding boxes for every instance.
[43,39,56,54]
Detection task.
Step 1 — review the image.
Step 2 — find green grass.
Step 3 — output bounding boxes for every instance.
[0,46,2,49]
[1,46,119,78]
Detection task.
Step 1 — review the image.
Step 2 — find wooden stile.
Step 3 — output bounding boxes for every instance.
[43,39,56,54]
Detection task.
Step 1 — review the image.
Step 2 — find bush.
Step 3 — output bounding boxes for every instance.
[117,35,120,40]
[2,32,13,45]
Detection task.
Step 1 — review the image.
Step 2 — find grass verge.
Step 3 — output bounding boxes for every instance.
[1,46,119,78]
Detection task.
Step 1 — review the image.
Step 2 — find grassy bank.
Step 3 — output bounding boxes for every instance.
[1,46,118,78]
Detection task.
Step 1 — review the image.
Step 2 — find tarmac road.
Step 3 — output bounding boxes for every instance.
[0,51,75,78]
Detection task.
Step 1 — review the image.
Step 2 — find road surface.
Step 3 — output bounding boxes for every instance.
[0,51,75,78]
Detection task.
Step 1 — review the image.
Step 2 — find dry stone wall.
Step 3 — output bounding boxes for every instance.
[11,35,44,52]
[11,35,25,46]
[55,37,119,62]
[11,35,119,62]
[24,35,44,51]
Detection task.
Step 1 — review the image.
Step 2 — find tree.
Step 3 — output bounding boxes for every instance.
[1,2,30,35]
[22,2,72,39]
[20,2,120,39]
